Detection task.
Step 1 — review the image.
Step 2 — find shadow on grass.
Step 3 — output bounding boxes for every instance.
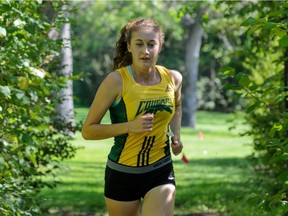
[40,157,264,216]
[173,157,268,216]
[40,161,107,216]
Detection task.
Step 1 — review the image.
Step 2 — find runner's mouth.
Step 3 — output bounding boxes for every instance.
[140,57,150,61]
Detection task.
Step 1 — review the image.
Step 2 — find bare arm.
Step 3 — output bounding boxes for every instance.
[82,72,154,140]
[169,69,183,156]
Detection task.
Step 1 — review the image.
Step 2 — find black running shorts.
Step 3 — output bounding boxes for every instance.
[104,162,175,201]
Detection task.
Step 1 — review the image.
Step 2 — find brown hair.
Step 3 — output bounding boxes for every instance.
[112,18,165,70]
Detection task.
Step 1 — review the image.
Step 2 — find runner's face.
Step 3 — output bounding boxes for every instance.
[127,28,161,68]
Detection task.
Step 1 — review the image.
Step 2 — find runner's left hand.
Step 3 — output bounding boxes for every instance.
[171,137,183,156]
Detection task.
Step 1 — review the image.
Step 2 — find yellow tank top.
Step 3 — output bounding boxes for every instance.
[108,65,175,167]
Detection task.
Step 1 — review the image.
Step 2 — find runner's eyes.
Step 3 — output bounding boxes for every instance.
[135,43,155,47]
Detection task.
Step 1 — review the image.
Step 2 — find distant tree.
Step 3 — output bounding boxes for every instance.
[180,3,209,127]
[41,1,75,134]
[53,4,75,134]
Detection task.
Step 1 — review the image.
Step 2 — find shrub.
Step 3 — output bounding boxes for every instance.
[0,1,79,215]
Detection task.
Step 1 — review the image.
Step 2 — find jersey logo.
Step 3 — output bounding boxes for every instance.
[144,104,172,115]
[135,97,173,117]
[165,85,173,92]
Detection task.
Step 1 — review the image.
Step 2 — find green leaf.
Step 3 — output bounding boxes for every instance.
[246,101,261,113]
[247,25,261,35]
[269,193,286,207]
[269,124,283,137]
[17,76,29,89]
[239,75,250,87]
[13,89,25,99]
[281,153,288,161]
[249,84,259,91]
[241,17,258,26]
[221,83,242,91]
[24,23,37,35]
[236,73,250,87]
[219,67,235,76]
[36,125,49,131]
[0,27,7,37]
[29,155,37,166]
[270,28,287,39]
[268,10,286,18]
[279,36,288,48]
[0,85,11,97]
[263,22,277,30]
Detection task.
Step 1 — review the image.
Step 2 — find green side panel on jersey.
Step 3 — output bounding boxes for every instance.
[108,98,128,162]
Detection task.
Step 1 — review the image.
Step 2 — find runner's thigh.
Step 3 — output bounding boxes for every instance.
[105,197,141,216]
[141,184,176,216]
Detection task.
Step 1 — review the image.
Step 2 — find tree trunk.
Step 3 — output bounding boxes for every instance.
[182,5,207,128]
[54,5,75,134]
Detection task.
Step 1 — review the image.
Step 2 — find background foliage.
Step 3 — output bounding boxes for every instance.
[0,1,79,215]
[70,1,262,113]
[72,1,288,214]
[1,0,288,215]
[220,1,288,214]
[72,1,185,106]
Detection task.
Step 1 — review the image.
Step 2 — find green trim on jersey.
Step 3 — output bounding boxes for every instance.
[108,98,128,162]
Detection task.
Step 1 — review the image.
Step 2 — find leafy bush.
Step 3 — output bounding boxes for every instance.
[0,1,79,215]
[221,2,288,214]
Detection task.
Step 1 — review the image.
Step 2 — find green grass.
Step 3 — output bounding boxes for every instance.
[39,109,272,216]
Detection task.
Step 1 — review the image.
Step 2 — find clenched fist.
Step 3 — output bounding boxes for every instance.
[128,113,154,133]
[171,136,183,156]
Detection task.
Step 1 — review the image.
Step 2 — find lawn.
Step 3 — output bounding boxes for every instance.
[39,109,270,216]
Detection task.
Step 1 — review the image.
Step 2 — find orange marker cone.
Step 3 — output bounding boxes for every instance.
[198,131,204,141]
